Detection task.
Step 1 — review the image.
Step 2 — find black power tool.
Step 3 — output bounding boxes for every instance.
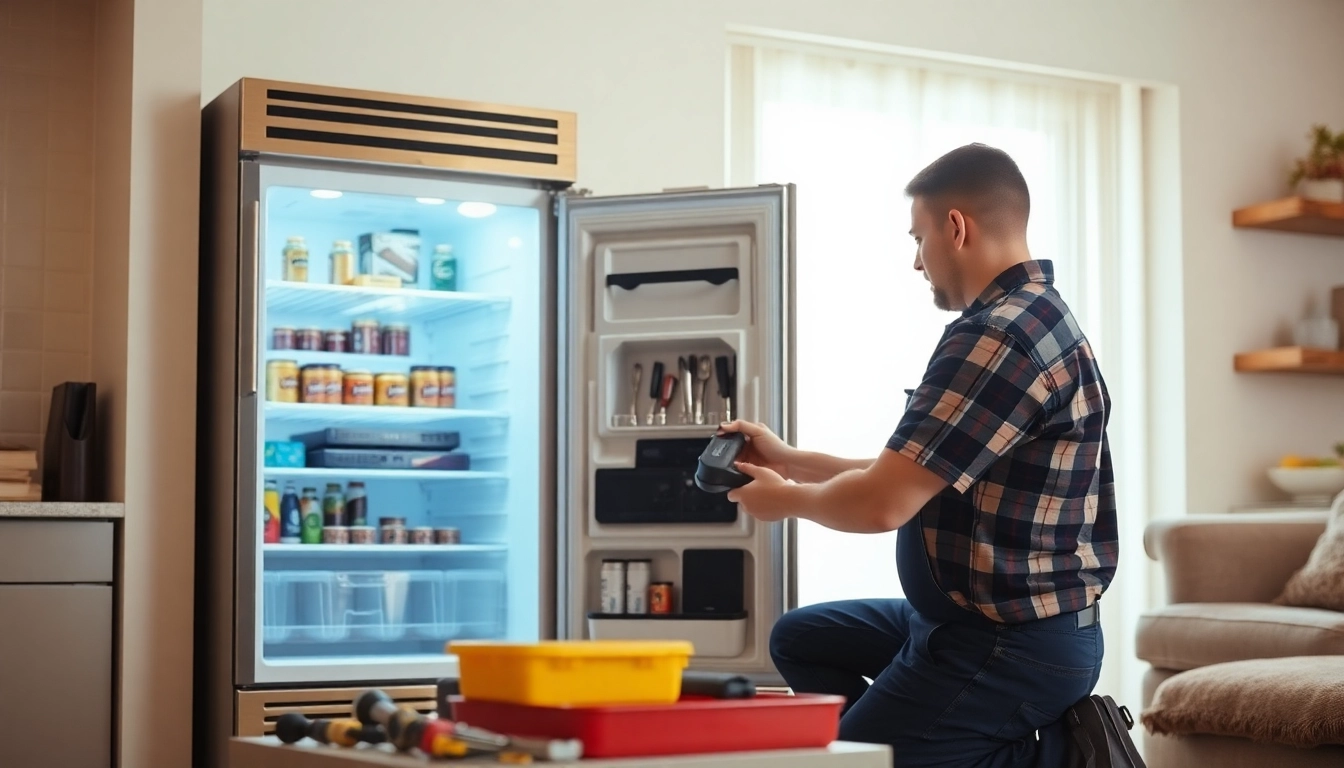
[694,432,751,493]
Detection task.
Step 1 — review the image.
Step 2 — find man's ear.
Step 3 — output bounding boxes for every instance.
[947,209,967,249]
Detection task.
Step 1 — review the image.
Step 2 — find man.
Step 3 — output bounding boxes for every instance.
[722,144,1143,767]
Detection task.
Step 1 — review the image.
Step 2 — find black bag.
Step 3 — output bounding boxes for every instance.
[1063,695,1147,768]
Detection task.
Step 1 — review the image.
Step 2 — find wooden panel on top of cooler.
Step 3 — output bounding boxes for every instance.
[237,78,576,184]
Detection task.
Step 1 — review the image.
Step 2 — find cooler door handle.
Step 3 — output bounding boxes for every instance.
[605,267,739,291]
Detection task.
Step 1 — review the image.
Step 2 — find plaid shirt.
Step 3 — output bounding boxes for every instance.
[887,260,1117,623]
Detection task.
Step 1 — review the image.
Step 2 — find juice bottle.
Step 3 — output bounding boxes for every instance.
[279,483,301,543]
[263,479,280,544]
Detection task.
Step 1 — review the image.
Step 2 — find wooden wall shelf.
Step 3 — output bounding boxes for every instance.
[1234,346,1344,374]
[1232,196,1344,236]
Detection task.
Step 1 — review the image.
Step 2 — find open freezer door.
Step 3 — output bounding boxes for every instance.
[556,185,795,683]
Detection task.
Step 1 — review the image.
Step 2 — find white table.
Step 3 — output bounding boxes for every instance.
[230,737,891,768]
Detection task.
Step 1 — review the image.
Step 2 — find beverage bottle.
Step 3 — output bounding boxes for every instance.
[322,483,346,527]
[279,482,302,543]
[300,487,323,544]
[263,479,280,544]
[345,481,368,527]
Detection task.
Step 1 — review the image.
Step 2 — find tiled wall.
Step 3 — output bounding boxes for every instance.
[0,0,97,461]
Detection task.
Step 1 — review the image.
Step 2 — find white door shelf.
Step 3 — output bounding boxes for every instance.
[266,281,510,322]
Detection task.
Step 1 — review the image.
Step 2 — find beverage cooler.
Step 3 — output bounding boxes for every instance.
[194,78,795,766]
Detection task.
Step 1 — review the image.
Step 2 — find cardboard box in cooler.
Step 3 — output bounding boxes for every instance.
[358,229,420,286]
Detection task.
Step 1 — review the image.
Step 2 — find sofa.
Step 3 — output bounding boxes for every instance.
[1136,510,1344,766]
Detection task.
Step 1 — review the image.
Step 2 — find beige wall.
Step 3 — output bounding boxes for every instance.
[94,0,203,764]
[0,0,98,464]
[200,0,1344,516]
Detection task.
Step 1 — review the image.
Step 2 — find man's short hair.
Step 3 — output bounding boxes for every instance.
[904,143,1030,235]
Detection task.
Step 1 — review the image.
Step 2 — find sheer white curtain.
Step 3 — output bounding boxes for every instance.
[730,40,1143,705]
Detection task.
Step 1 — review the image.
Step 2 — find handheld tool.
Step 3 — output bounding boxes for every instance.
[644,361,664,425]
[681,670,757,699]
[714,355,734,422]
[275,712,385,747]
[695,431,751,493]
[694,355,713,424]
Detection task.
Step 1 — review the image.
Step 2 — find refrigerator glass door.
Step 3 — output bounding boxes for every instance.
[556,186,795,683]
[240,160,551,685]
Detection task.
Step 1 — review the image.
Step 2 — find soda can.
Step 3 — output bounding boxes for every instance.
[349,526,376,545]
[322,526,350,545]
[625,560,651,614]
[650,582,674,614]
[411,527,434,545]
[434,527,461,545]
[599,560,626,614]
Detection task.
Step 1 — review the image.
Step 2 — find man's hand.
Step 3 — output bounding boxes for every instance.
[726,461,793,521]
[718,420,798,480]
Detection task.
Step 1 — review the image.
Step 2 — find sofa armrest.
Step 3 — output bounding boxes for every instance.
[1145,512,1328,604]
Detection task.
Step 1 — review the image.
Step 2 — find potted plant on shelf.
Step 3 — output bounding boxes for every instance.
[1290,124,1344,202]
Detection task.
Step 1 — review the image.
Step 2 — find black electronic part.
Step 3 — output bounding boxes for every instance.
[694,432,750,493]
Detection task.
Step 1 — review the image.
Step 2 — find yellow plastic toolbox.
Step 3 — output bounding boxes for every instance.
[447,640,694,707]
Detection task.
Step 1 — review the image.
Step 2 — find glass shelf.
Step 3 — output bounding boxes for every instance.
[264,467,505,482]
[264,544,506,554]
[266,280,510,322]
[264,402,508,427]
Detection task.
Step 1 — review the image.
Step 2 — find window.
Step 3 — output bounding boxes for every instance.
[728,34,1157,708]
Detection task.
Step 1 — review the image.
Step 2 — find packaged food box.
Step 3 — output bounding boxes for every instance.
[447,640,692,707]
[358,230,419,286]
[263,441,305,468]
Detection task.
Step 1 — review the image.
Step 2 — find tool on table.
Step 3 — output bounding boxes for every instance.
[644,361,664,425]
[354,689,427,752]
[681,670,757,699]
[695,431,751,493]
[694,355,713,424]
[714,355,735,422]
[275,712,385,747]
[678,356,695,423]
[656,374,678,425]
[627,363,642,423]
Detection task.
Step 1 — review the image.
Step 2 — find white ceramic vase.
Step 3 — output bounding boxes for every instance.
[1299,178,1344,202]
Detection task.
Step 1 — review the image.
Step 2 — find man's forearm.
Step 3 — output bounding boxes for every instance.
[782,469,909,534]
[788,450,876,484]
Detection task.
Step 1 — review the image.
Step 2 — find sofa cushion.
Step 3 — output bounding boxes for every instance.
[1141,656,1344,748]
[1276,489,1344,611]
[1136,602,1344,670]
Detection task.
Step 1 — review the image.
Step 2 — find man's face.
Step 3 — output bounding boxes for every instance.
[910,197,961,311]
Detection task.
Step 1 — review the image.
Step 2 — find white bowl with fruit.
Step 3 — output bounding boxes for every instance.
[1268,452,1344,503]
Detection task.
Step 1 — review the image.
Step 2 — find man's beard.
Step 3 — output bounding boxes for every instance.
[931,284,953,311]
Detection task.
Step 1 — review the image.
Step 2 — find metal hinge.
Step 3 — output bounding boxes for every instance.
[552,187,593,216]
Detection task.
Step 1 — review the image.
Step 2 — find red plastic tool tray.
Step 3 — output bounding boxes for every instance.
[449,693,844,758]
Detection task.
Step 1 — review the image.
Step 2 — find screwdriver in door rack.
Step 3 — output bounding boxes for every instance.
[628,363,642,424]
[678,356,695,424]
[644,361,664,425]
[715,355,735,422]
[657,373,678,425]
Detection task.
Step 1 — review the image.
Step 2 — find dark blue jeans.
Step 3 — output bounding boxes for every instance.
[770,599,1103,767]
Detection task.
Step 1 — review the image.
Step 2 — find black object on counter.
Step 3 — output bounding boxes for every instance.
[681,670,756,699]
[694,432,749,493]
[42,381,95,502]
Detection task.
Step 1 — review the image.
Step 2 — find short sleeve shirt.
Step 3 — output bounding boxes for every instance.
[886,260,1118,623]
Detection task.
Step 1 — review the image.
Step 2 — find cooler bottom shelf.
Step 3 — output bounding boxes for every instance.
[449,693,844,758]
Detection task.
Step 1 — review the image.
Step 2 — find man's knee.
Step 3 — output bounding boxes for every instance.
[768,605,814,663]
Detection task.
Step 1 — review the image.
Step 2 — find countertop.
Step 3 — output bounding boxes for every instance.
[0,501,124,519]
[230,738,891,768]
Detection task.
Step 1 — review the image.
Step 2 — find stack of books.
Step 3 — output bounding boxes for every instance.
[0,445,40,501]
